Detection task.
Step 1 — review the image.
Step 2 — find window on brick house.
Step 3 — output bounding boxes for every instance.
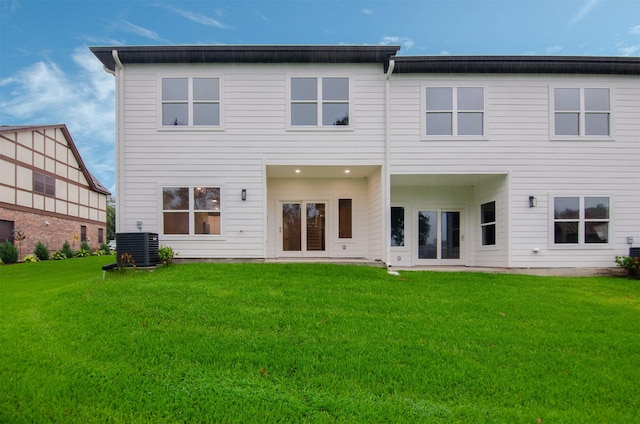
[33,172,55,196]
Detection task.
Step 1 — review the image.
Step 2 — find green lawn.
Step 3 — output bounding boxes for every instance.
[1,256,638,423]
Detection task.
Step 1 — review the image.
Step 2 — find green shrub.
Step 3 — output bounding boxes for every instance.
[0,241,19,264]
[33,241,50,261]
[51,251,67,260]
[61,241,74,259]
[74,248,92,258]
[22,254,40,263]
[158,245,176,266]
[615,255,640,278]
[99,242,111,255]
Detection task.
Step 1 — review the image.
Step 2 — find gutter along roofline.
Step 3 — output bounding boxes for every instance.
[90,45,402,72]
[90,45,639,75]
[389,55,640,75]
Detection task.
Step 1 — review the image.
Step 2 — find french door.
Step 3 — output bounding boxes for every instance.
[279,201,328,257]
[415,209,463,265]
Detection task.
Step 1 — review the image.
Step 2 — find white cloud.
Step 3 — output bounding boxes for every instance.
[0,47,116,193]
[120,20,164,42]
[629,25,640,35]
[175,10,229,28]
[616,42,639,56]
[380,36,415,50]
[164,5,231,29]
[362,8,373,15]
[546,45,564,54]
[569,0,599,26]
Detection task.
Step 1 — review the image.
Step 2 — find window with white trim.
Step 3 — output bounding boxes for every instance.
[480,201,496,246]
[162,77,220,127]
[390,206,405,247]
[425,87,484,136]
[553,88,610,136]
[290,77,349,126]
[338,198,353,239]
[553,196,610,244]
[162,187,221,235]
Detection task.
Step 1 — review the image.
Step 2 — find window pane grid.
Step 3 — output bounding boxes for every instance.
[553,196,610,245]
[291,77,349,126]
[163,187,221,236]
[425,87,484,136]
[33,172,55,196]
[162,77,220,127]
[554,88,610,136]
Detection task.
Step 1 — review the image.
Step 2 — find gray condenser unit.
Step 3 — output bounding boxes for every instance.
[116,232,159,267]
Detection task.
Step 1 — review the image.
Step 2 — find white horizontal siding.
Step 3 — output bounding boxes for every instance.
[387,73,639,268]
[117,62,639,266]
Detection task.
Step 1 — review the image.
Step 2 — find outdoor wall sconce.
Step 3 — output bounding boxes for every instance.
[241,189,247,201]
[628,236,634,245]
[136,220,143,231]
[529,196,537,208]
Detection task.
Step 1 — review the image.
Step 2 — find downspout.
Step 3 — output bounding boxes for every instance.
[111,50,125,233]
[384,59,395,272]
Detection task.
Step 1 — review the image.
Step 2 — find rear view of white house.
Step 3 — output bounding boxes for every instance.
[91,45,639,270]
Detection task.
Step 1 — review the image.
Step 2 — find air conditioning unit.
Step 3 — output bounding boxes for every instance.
[116,232,159,267]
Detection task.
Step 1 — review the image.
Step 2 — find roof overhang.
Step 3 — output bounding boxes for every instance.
[90,45,401,72]
[390,55,640,75]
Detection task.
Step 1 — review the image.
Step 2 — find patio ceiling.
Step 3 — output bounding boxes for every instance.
[266,165,380,179]
[391,173,507,187]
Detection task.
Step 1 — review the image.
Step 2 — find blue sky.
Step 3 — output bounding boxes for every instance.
[1,0,639,195]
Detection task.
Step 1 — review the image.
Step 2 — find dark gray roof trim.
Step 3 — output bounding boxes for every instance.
[91,45,402,72]
[391,56,640,75]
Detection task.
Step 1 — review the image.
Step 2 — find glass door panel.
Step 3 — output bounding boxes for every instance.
[441,211,460,259]
[418,211,437,259]
[306,203,325,252]
[280,201,327,256]
[416,209,463,264]
[282,203,301,251]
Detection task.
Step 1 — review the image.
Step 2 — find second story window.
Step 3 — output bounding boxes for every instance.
[162,77,220,127]
[291,77,349,127]
[425,87,484,136]
[553,88,610,137]
[33,171,55,196]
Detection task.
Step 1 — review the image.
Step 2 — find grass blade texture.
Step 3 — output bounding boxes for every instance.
[1,257,638,423]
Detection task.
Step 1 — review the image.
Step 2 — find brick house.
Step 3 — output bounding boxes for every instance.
[0,124,110,257]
